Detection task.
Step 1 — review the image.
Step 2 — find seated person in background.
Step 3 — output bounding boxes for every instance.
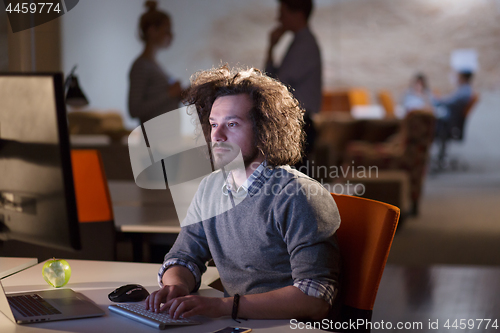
[146,66,341,321]
[402,73,434,114]
[432,70,474,139]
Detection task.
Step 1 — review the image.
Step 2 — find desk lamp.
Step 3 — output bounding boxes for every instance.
[65,65,89,107]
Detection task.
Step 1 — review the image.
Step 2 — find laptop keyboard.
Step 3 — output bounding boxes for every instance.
[8,294,62,317]
[111,303,199,326]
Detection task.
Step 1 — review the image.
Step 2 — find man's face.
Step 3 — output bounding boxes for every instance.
[209,94,261,169]
[278,3,298,31]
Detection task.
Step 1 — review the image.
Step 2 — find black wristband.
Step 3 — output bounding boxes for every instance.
[231,294,240,321]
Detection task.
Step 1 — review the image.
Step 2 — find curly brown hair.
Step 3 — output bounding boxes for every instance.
[184,65,305,167]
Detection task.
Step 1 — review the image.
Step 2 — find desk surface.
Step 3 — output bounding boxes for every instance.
[0,258,38,279]
[109,181,181,234]
[3,260,499,332]
[0,260,294,333]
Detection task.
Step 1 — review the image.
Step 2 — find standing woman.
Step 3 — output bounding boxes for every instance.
[128,1,183,124]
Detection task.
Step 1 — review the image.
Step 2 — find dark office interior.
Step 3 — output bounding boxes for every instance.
[1,0,500,332]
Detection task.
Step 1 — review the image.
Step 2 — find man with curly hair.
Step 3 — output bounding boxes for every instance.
[146,66,340,321]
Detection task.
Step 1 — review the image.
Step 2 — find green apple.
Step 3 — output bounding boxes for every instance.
[42,258,72,288]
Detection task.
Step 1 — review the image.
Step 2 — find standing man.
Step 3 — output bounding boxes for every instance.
[265,0,322,173]
[145,66,340,321]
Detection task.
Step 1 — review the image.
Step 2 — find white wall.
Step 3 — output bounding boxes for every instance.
[61,0,337,129]
[62,0,499,129]
[62,0,144,129]
[61,0,279,129]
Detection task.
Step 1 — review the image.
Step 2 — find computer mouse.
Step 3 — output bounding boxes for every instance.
[108,284,150,303]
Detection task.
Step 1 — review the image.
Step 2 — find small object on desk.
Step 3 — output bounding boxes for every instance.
[108,303,200,329]
[108,284,150,302]
[42,258,72,288]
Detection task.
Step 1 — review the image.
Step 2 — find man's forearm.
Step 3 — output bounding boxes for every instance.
[161,265,196,293]
[235,285,330,320]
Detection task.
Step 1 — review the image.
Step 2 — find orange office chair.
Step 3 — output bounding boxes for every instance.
[377,90,395,118]
[348,88,371,107]
[71,149,113,224]
[70,149,116,260]
[332,193,399,329]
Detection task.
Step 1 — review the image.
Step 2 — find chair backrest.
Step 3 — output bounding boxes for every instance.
[71,149,114,223]
[70,149,116,260]
[332,193,399,312]
[348,88,371,107]
[451,93,479,141]
[377,90,395,118]
[463,93,479,118]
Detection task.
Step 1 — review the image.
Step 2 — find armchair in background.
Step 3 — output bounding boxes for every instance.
[322,90,351,112]
[321,88,372,113]
[343,111,436,216]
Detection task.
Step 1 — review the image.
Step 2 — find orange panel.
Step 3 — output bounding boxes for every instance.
[71,150,113,223]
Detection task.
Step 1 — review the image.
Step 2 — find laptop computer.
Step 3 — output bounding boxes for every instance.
[0,279,104,324]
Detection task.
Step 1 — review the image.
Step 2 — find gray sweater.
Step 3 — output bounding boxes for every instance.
[164,165,341,297]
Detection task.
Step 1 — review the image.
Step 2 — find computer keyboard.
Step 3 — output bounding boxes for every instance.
[108,303,200,330]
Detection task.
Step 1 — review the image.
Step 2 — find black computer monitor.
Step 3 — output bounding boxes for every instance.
[0,73,81,251]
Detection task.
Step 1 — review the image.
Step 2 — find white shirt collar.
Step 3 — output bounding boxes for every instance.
[221,162,266,196]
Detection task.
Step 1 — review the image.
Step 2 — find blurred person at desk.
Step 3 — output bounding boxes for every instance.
[128,1,183,125]
[402,73,434,114]
[265,0,322,174]
[146,66,340,321]
[432,70,474,138]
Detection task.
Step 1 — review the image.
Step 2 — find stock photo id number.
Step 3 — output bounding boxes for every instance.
[2,0,79,32]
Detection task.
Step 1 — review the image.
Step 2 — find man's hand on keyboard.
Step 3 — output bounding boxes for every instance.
[145,284,190,313]
[164,295,232,319]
